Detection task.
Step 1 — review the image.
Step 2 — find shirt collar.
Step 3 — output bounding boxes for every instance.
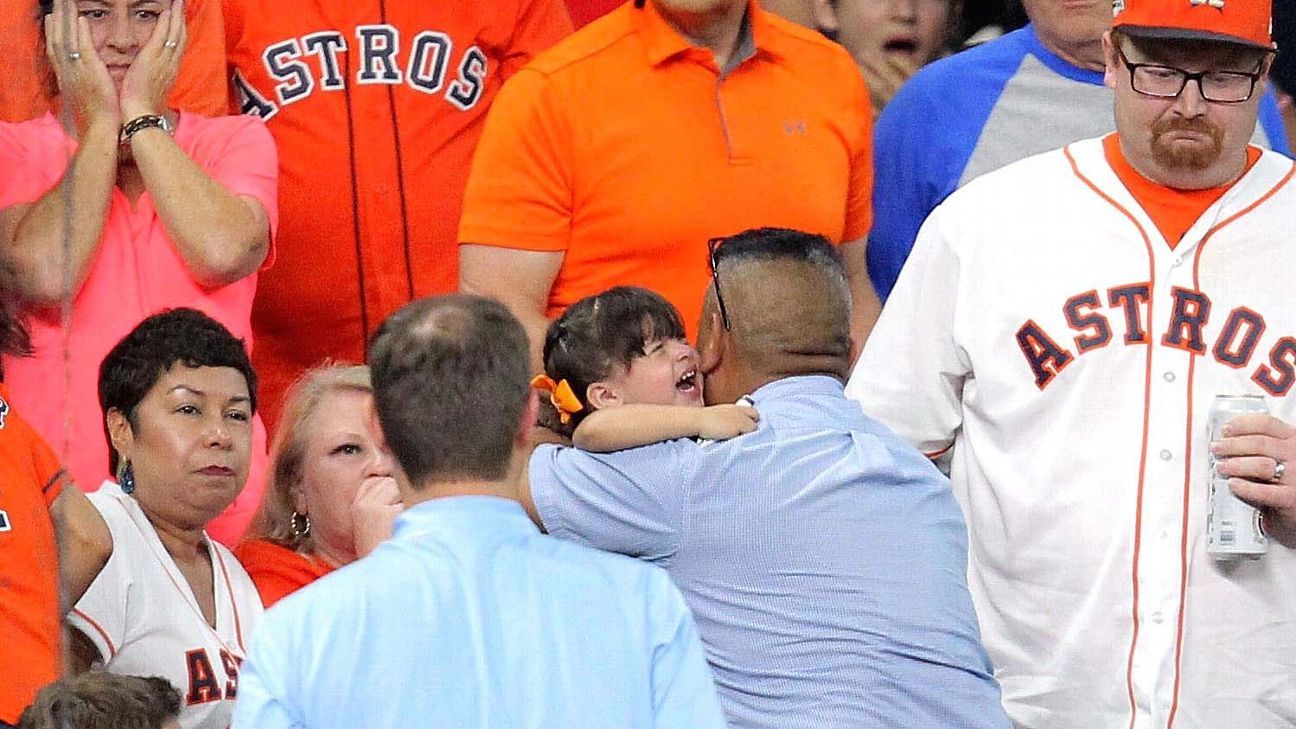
[634,0,779,69]
[394,495,538,540]
[745,374,845,404]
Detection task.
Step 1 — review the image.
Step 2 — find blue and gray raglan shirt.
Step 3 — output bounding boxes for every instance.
[868,24,1292,301]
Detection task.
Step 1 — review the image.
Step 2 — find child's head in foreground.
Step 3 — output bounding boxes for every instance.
[538,286,702,433]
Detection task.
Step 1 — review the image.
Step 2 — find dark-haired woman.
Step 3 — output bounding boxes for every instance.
[62,309,263,729]
[0,0,277,544]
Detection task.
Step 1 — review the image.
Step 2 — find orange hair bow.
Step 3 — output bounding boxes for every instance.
[530,374,585,424]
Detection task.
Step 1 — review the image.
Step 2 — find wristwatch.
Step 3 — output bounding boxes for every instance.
[119,114,175,146]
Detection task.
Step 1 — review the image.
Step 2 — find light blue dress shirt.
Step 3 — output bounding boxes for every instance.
[530,375,1010,729]
[232,496,727,729]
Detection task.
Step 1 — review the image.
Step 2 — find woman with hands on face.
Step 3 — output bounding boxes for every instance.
[0,0,279,545]
[235,365,403,608]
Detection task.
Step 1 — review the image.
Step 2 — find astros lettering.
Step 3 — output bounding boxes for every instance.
[1017,283,1293,394]
[234,24,489,119]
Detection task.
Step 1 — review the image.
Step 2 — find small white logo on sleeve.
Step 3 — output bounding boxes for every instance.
[1189,0,1226,9]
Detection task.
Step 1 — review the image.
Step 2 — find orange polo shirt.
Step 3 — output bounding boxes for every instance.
[459,0,873,342]
[0,0,228,123]
[0,384,65,724]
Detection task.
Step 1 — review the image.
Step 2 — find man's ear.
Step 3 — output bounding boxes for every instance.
[106,408,134,474]
[810,0,839,36]
[1102,30,1120,89]
[585,381,622,411]
[698,310,725,377]
[516,391,541,448]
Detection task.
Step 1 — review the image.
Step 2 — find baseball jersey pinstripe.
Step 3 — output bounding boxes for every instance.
[68,481,263,729]
[848,137,1296,729]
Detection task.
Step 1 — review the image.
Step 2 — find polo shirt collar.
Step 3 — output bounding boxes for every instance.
[634,0,781,68]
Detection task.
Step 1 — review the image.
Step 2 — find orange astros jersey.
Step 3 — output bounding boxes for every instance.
[223,0,571,426]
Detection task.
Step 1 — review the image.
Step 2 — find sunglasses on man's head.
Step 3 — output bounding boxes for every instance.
[707,237,732,332]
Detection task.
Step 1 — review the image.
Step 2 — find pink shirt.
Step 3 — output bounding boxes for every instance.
[0,112,279,545]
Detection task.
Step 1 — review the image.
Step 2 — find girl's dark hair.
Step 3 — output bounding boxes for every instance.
[98,308,257,474]
[541,286,686,433]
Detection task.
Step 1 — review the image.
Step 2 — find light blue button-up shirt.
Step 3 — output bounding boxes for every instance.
[232,496,727,729]
[530,375,1010,729]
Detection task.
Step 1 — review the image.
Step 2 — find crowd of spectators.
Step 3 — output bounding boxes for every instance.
[2,0,1295,728]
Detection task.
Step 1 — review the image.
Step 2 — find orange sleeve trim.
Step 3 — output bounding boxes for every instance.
[70,608,117,659]
[923,444,953,459]
[41,468,65,496]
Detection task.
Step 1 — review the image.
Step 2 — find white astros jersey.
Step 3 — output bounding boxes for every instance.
[847,136,1296,729]
[68,482,263,729]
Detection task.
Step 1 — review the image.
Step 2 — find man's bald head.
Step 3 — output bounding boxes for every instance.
[699,229,852,403]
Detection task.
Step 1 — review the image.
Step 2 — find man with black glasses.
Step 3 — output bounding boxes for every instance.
[849,0,1296,726]
[524,227,1011,729]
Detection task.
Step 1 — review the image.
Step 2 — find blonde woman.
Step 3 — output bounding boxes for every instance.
[235,364,401,607]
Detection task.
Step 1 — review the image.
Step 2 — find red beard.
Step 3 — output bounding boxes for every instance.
[1150,116,1224,170]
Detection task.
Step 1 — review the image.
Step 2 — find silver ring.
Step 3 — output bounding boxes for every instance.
[163,40,178,48]
[1274,460,1286,483]
[68,51,81,60]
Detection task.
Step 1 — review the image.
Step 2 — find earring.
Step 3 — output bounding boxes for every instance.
[290,511,311,541]
[120,462,136,495]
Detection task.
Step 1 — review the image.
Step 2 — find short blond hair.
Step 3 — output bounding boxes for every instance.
[245,363,373,552]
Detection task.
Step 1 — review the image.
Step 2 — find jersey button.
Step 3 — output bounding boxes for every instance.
[1151,611,1164,624]
[1160,449,1173,461]
[1164,371,1176,382]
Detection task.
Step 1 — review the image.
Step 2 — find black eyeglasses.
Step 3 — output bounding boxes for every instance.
[1116,46,1266,103]
[707,236,732,331]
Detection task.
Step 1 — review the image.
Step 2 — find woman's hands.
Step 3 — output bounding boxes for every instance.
[44,0,119,133]
[44,0,186,128]
[120,0,186,121]
[350,476,403,559]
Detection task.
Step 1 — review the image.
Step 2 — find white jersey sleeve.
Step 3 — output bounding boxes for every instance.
[847,203,969,461]
[66,486,134,662]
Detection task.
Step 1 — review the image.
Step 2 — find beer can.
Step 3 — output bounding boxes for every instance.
[1207,394,1268,560]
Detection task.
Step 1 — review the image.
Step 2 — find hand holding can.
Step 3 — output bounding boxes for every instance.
[1207,395,1269,560]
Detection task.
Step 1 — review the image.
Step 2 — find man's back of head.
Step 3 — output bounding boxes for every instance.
[368,295,531,491]
[700,228,852,404]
